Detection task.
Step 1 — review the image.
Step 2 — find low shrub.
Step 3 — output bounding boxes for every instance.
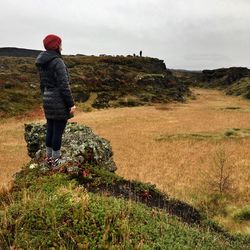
[233,206,250,222]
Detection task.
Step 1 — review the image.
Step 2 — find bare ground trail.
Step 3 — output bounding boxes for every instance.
[1,89,250,225]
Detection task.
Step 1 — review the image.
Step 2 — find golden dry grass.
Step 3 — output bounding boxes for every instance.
[0,114,43,189]
[0,88,250,210]
[73,89,250,204]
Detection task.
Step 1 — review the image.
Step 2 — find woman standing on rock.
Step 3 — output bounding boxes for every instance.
[35,34,76,166]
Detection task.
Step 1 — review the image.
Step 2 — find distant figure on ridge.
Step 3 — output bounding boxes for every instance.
[35,34,76,168]
[139,50,142,57]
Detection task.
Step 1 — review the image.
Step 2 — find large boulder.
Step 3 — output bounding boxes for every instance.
[24,122,117,172]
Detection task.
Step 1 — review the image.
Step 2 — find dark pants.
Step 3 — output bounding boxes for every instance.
[46,119,67,151]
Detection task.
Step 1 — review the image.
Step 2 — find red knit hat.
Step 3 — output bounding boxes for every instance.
[43,34,62,50]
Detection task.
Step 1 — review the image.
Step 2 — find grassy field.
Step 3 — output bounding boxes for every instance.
[1,88,250,234]
[2,170,249,249]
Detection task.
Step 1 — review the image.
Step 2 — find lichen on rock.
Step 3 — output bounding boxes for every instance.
[24,122,117,172]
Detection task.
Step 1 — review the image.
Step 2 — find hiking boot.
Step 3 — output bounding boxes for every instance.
[44,156,53,167]
[51,156,67,169]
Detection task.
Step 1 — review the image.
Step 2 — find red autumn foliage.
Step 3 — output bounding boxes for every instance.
[83,170,89,177]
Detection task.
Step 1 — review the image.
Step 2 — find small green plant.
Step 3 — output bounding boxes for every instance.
[225,106,241,110]
[233,206,250,222]
[224,130,235,137]
[82,106,93,112]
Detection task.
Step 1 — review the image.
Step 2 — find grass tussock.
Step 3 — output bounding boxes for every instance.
[233,206,250,222]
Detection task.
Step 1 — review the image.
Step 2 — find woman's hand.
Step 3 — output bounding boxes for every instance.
[70,105,76,114]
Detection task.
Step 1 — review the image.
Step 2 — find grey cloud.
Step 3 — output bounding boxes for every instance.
[0,0,250,70]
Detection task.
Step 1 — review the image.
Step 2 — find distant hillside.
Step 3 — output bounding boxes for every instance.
[173,67,250,99]
[171,69,203,91]
[199,67,250,98]
[201,67,250,85]
[0,54,190,118]
[171,69,202,74]
[0,47,42,57]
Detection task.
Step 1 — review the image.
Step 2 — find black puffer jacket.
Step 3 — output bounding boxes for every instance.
[35,50,74,120]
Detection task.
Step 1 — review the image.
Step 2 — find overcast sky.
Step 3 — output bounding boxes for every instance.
[1,0,250,70]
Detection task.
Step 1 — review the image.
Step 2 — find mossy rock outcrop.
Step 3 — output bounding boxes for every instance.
[0,55,190,117]
[173,67,250,100]
[24,122,117,172]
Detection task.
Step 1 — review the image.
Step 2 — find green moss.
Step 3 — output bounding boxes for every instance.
[156,128,250,142]
[233,206,250,222]
[0,88,40,117]
[1,170,249,249]
[225,77,250,97]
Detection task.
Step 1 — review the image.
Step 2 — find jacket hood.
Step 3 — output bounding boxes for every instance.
[35,50,61,66]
